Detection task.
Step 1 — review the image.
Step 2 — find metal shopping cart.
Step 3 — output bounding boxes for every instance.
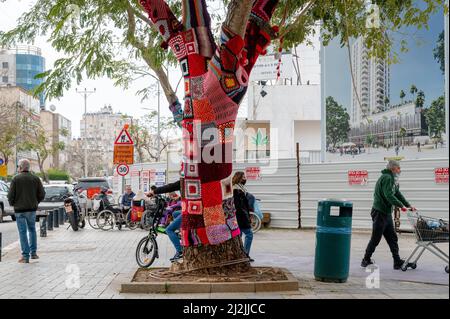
[401,211,449,273]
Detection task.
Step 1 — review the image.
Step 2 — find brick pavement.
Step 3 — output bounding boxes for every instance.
[0,226,448,299]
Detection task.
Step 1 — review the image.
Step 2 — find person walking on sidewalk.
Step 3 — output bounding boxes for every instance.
[361,160,417,269]
[232,171,254,262]
[7,159,45,263]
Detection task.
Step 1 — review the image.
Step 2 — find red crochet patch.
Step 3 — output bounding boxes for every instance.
[201,181,223,207]
[203,205,226,227]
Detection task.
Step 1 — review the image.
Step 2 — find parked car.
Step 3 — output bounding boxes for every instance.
[0,180,15,222]
[36,184,73,220]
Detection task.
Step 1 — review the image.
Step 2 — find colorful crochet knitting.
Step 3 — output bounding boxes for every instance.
[140,0,279,247]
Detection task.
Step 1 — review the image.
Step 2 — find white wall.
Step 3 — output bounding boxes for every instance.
[245,84,321,158]
[294,120,321,151]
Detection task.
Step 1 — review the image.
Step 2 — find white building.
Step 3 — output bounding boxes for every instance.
[235,27,322,160]
[350,37,390,127]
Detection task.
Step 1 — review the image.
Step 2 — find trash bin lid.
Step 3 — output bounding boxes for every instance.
[319,199,353,207]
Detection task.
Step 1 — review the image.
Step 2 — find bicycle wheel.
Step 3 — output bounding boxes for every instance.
[125,209,139,230]
[97,210,115,231]
[250,212,262,233]
[87,210,100,229]
[136,236,158,268]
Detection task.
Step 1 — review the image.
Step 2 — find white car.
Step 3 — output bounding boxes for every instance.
[0,180,15,222]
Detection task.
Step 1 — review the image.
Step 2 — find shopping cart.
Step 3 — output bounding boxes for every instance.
[402,211,449,273]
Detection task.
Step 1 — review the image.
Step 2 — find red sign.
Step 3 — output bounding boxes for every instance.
[245,167,261,181]
[116,163,130,177]
[435,168,449,184]
[348,170,369,185]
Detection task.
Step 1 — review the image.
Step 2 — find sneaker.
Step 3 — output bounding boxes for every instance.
[394,259,413,270]
[31,254,39,260]
[18,257,29,264]
[170,251,183,262]
[157,226,166,233]
[361,258,374,267]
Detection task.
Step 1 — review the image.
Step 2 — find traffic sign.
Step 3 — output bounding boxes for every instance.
[113,125,134,165]
[114,127,134,145]
[0,164,7,178]
[114,145,134,165]
[116,164,130,177]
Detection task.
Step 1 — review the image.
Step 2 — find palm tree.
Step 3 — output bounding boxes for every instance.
[400,90,406,104]
[410,85,418,99]
[416,90,425,108]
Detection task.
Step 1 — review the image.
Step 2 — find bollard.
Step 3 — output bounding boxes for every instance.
[58,207,65,225]
[53,209,59,228]
[39,216,47,237]
[47,210,53,231]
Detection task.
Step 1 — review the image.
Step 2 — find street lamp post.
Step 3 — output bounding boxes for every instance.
[142,77,161,162]
[76,88,96,177]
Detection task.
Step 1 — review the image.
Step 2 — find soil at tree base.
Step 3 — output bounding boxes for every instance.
[132,267,289,283]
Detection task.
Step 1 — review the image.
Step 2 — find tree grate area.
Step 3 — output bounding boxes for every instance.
[132,267,289,283]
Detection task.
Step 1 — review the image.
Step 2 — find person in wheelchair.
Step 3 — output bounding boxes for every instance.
[98,187,122,215]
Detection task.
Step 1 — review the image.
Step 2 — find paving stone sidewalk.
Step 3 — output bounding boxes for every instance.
[0,226,448,299]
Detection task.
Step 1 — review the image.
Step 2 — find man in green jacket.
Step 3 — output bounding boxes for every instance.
[361,160,416,269]
[7,159,45,263]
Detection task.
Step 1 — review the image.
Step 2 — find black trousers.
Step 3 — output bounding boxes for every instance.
[364,208,401,262]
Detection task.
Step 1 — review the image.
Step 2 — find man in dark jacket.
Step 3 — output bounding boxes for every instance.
[7,159,45,263]
[362,160,416,269]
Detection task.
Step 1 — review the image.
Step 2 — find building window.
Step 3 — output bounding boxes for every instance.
[1,76,8,83]
[2,62,8,69]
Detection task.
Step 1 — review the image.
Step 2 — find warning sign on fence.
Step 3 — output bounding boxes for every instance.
[435,168,449,184]
[245,167,261,181]
[348,170,369,185]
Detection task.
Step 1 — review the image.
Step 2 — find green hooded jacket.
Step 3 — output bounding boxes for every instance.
[373,169,410,214]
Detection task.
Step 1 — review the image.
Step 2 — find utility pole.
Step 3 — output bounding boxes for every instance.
[445,1,449,148]
[320,29,327,163]
[157,81,161,162]
[76,88,96,177]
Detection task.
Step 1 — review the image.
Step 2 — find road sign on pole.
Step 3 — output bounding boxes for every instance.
[116,164,130,177]
[114,125,134,165]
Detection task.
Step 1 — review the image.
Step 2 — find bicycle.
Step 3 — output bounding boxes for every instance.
[136,195,174,268]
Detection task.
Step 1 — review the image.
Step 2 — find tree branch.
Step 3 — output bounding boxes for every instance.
[278,0,316,39]
[223,0,254,38]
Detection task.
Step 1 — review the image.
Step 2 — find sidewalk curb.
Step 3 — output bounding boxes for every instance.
[0,240,19,258]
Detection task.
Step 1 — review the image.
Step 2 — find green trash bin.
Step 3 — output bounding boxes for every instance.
[314,199,353,283]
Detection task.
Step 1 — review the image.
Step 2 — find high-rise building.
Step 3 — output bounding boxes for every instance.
[0,45,46,109]
[350,37,390,127]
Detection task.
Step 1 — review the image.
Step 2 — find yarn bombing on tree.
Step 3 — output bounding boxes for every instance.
[140,0,279,247]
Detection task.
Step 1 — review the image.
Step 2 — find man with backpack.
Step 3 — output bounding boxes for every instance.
[361,160,417,270]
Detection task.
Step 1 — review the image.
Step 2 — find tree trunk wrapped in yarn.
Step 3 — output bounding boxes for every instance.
[140,0,279,272]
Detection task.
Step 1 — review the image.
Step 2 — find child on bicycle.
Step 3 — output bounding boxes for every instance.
[157,192,181,233]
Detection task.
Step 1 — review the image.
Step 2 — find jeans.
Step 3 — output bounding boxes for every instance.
[240,228,253,256]
[15,211,37,260]
[166,211,182,253]
[364,208,400,262]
